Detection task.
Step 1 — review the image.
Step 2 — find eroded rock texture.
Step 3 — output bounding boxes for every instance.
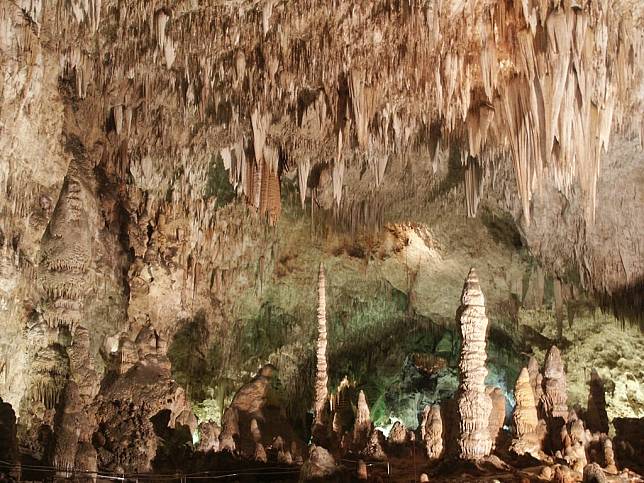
[424,404,444,460]
[456,268,493,460]
[511,367,542,457]
[0,0,643,477]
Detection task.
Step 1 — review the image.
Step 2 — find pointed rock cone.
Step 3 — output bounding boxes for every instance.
[456,268,493,460]
[353,390,372,449]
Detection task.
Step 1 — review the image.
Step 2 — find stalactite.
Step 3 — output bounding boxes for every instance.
[464,157,483,218]
[298,159,310,208]
[456,268,493,460]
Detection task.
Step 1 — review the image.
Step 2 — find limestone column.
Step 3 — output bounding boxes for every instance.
[456,268,492,460]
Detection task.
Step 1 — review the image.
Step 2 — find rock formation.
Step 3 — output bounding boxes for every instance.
[586,369,609,434]
[602,438,617,474]
[219,407,239,453]
[362,430,387,461]
[511,367,542,457]
[487,386,506,449]
[388,421,408,445]
[527,356,544,409]
[542,346,568,421]
[582,463,607,483]
[353,390,372,449]
[0,398,19,479]
[254,442,267,463]
[52,382,82,478]
[456,268,493,460]
[357,459,368,480]
[300,445,337,481]
[312,262,329,440]
[424,404,444,460]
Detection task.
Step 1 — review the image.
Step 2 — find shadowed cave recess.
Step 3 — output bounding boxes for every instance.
[0,0,643,481]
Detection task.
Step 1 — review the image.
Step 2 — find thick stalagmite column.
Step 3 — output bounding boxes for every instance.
[456,268,493,460]
[542,345,568,421]
[312,263,329,436]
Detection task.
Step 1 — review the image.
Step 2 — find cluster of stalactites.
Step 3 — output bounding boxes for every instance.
[44,0,642,228]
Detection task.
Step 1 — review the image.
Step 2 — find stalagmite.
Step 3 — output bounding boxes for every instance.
[357,459,368,480]
[487,386,506,449]
[353,390,372,449]
[542,346,568,421]
[312,262,328,439]
[511,367,542,457]
[586,369,609,434]
[424,404,444,460]
[254,442,267,463]
[388,421,408,445]
[219,407,239,452]
[456,268,493,460]
[603,439,617,474]
[527,356,544,405]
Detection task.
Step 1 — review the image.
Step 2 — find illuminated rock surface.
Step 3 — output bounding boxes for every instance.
[0,0,643,480]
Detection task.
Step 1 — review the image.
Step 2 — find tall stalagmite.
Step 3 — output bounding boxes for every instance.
[511,367,542,456]
[456,268,493,460]
[312,263,328,437]
[542,346,568,421]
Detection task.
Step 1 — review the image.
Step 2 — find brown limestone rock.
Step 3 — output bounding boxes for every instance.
[456,268,493,460]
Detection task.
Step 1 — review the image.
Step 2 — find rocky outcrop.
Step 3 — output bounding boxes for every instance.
[586,369,609,434]
[424,404,444,460]
[456,268,493,460]
[312,263,329,439]
[582,463,607,483]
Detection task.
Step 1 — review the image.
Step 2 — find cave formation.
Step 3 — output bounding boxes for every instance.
[0,0,643,481]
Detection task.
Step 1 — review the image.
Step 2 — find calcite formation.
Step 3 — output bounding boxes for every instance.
[0,398,19,478]
[456,268,493,460]
[312,263,329,436]
[424,404,444,460]
[353,390,372,450]
[197,421,220,453]
[388,421,408,445]
[542,346,569,421]
[586,369,609,434]
[511,367,542,457]
[0,0,643,477]
[487,386,506,449]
